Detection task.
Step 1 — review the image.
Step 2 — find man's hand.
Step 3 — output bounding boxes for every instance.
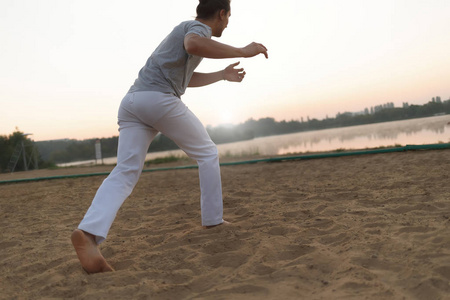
[241,42,269,59]
[224,62,246,82]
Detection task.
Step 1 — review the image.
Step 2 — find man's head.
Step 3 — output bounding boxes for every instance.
[196,0,231,37]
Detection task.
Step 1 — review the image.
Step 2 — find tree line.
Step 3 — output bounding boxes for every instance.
[1,97,449,171]
[0,131,52,172]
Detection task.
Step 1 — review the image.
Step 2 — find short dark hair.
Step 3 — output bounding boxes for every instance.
[196,0,231,19]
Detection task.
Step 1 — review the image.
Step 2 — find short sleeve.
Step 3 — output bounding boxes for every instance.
[186,22,212,38]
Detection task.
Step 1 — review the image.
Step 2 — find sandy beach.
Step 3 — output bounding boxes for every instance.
[1,149,449,299]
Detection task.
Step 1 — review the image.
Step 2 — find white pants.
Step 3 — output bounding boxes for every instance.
[78,91,223,244]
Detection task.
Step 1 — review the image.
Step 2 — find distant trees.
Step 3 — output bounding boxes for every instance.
[0,130,47,172]
[35,134,180,165]
[37,138,119,163]
[333,98,450,127]
[2,97,449,170]
[208,96,449,140]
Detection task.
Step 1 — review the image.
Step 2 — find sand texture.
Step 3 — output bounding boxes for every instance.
[1,149,450,299]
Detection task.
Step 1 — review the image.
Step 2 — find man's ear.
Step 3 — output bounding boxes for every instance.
[219,9,226,20]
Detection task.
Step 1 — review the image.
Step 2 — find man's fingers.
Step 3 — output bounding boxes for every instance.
[230,61,240,67]
[237,71,246,81]
[258,44,268,58]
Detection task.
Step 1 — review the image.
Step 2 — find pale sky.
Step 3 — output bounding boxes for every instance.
[1,0,449,141]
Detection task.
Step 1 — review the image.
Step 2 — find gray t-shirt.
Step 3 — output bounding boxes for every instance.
[128,20,212,98]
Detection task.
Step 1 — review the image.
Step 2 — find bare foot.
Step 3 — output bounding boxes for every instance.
[204,220,231,229]
[71,229,114,274]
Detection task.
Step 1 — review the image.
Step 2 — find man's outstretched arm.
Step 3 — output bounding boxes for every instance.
[188,62,246,87]
[184,34,268,59]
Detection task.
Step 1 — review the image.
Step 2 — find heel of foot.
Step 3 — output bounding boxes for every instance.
[71,229,114,274]
[71,229,85,245]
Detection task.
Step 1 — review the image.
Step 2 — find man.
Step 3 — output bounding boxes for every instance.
[72,0,268,273]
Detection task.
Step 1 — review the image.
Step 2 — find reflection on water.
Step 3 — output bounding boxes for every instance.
[217,115,450,156]
[58,115,450,167]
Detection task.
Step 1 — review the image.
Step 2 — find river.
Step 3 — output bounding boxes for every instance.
[59,115,450,167]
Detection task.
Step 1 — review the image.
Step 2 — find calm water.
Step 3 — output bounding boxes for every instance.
[59,115,450,167]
